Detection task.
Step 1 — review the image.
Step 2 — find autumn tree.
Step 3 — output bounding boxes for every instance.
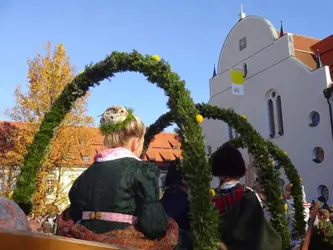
[6,42,94,216]
[0,122,28,196]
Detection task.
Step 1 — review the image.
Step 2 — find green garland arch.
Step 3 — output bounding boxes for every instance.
[13,51,220,249]
[144,103,307,249]
[13,50,307,249]
[226,137,305,237]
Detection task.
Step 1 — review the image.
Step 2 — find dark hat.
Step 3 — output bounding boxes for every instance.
[165,158,184,187]
[211,142,246,178]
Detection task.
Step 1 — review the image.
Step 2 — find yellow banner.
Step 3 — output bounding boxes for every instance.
[230,69,244,84]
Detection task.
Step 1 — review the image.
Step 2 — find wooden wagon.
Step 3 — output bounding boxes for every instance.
[0,229,125,250]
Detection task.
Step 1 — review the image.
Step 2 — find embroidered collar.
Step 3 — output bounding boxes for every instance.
[94,147,141,163]
[220,181,240,190]
[212,184,245,215]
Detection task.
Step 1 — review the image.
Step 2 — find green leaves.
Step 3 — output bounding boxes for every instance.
[15,49,306,249]
[14,51,221,249]
[146,103,305,249]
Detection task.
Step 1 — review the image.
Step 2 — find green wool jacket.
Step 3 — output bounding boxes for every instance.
[68,157,168,239]
[214,185,282,250]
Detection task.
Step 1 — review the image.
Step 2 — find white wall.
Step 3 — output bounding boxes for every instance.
[203,15,333,202]
[46,167,86,211]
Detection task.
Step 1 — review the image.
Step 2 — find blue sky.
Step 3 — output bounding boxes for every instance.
[0,0,331,129]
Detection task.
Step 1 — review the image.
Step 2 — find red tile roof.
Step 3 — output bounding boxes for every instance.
[277,31,320,69]
[293,34,320,69]
[142,132,182,164]
[0,121,181,168]
[310,34,333,77]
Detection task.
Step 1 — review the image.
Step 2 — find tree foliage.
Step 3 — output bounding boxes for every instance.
[14,51,221,249]
[7,42,94,216]
[145,105,306,249]
[0,122,28,196]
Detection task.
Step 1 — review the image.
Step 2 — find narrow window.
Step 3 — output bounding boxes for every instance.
[268,99,275,138]
[276,96,284,136]
[47,176,56,195]
[228,125,234,139]
[234,130,239,138]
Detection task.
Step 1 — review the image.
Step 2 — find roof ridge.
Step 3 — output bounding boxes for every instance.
[291,33,320,41]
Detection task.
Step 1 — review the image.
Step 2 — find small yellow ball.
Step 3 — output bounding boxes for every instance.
[8,191,13,199]
[210,189,216,197]
[299,178,302,182]
[241,115,247,119]
[196,114,204,124]
[284,151,287,155]
[284,204,288,211]
[80,70,84,74]
[152,55,160,61]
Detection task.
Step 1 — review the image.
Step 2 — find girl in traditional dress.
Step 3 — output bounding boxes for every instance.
[56,106,178,249]
[210,143,282,250]
[284,183,295,234]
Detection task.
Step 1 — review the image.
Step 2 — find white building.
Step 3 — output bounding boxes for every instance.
[202,14,333,202]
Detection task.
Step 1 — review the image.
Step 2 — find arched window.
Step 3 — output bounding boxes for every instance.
[228,124,239,140]
[206,145,212,156]
[228,125,234,139]
[317,185,329,201]
[268,99,275,138]
[266,90,284,138]
[47,173,57,195]
[226,108,240,140]
[276,96,284,136]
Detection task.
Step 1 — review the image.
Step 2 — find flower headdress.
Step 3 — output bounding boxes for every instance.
[99,106,135,136]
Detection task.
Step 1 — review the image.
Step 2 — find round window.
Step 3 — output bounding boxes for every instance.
[317,185,329,201]
[309,111,320,127]
[312,147,324,163]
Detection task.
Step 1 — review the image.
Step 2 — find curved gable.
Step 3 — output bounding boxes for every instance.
[218,16,278,73]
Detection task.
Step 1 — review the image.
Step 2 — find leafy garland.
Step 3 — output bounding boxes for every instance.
[14,49,306,249]
[14,51,220,249]
[225,136,305,240]
[143,111,174,154]
[99,108,135,136]
[144,103,307,249]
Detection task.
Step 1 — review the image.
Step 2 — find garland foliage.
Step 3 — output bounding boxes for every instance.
[99,107,135,135]
[15,49,306,249]
[14,51,220,249]
[225,136,305,239]
[143,111,174,154]
[145,103,307,249]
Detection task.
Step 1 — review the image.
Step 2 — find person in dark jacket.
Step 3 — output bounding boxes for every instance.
[211,142,282,250]
[160,159,192,250]
[56,106,178,249]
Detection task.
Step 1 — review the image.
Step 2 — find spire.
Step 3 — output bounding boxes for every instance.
[279,21,284,37]
[239,4,246,20]
[316,49,323,68]
[213,64,217,77]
